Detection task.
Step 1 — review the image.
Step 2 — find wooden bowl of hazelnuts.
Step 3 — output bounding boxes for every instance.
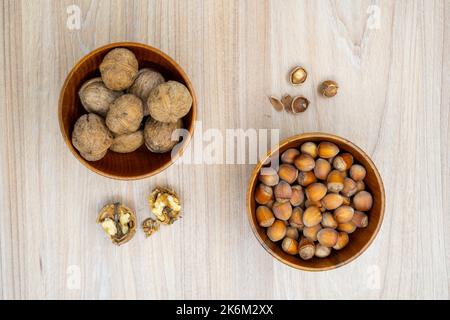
[246,133,385,271]
[59,42,196,180]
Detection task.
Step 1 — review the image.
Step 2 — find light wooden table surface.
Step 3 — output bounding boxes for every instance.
[1,0,449,300]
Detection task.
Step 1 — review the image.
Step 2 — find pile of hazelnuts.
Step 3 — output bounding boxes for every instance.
[254,141,373,260]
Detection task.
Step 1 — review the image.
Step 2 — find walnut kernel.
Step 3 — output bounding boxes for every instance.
[97,203,137,246]
[148,187,181,225]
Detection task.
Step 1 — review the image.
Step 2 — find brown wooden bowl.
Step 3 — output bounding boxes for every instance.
[246,132,385,271]
[58,42,197,180]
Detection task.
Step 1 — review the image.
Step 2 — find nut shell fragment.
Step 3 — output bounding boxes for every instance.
[97,203,137,246]
[289,66,307,85]
[148,187,181,225]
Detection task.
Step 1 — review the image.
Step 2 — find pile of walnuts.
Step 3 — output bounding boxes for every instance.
[72,48,193,161]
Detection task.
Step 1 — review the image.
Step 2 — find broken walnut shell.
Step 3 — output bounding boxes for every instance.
[291,96,309,113]
[289,66,307,85]
[97,203,137,246]
[148,187,182,225]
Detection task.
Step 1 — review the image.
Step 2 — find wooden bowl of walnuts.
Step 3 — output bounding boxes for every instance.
[59,42,196,180]
[246,133,385,271]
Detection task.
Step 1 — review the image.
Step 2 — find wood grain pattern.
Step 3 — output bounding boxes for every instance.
[0,0,449,299]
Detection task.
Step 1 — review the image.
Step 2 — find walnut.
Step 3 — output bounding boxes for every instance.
[97,203,137,246]
[100,48,139,91]
[78,77,122,117]
[142,218,160,237]
[147,81,193,123]
[105,94,144,135]
[148,187,181,225]
[127,68,165,115]
[144,117,182,153]
[110,130,144,153]
[72,113,113,161]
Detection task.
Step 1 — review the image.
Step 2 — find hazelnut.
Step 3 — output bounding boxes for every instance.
[349,164,366,181]
[97,202,137,246]
[127,68,165,115]
[300,142,318,158]
[294,153,316,171]
[148,187,181,225]
[272,201,293,221]
[289,66,307,85]
[110,130,144,153]
[267,220,287,242]
[289,207,304,229]
[290,185,304,207]
[297,171,317,187]
[148,80,193,123]
[317,228,338,247]
[281,148,300,164]
[144,117,182,153]
[302,206,322,227]
[356,180,365,192]
[106,94,144,135]
[281,237,299,255]
[321,193,344,210]
[100,48,138,90]
[353,191,373,211]
[318,142,340,159]
[321,212,338,229]
[254,184,273,205]
[278,164,298,184]
[305,183,327,201]
[298,237,315,260]
[286,226,300,240]
[320,80,339,97]
[256,206,275,227]
[337,222,357,234]
[78,78,123,117]
[266,199,274,209]
[315,243,331,258]
[303,224,322,242]
[314,158,331,180]
[291,96,309,113]
[258,167,279,186]
[352,211,369,228]
[341,177,358,197]
[327,170,345,193]
[274,181,292,202]
[333,232,349,250]
[304,199,325,211]
[342,196,351,206]
[334,205,354,223]
[72,113,113,161]
[332,153,354,171]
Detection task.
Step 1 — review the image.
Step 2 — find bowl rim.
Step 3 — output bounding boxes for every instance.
[246,132,386,271]
[58,41,197,180]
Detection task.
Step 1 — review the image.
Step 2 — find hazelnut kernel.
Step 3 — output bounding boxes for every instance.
[300,142,318,158]
[327,170,345,193]
[274,181,293,202]
[281,148,300,164]
[272,201,293,221]
[332,153,354,171]
[297,171,317,187]
[337,222,357,234]
[282,237,299,255]
[314,158,331,180]
[315,243,331,258]
[254,184,273,205]
[298,237,315,260]
[334,205,355,223]
[321,193,344,210]
[302,206,322,227]
[333,232,350,250]
[350,164,366,181]
[305,183,327,202]
[353,191,373,211]
[317,228,339,247]
[294,153,316,172]
[256,206,275,227]
[290,185,305,207]
[289,207,304,229]
[278,164,298,184]
[267,220,287,242]
[303,224,322,242]
[352,211,369,228]
[258,167,279,186]
[318,142,340,159]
